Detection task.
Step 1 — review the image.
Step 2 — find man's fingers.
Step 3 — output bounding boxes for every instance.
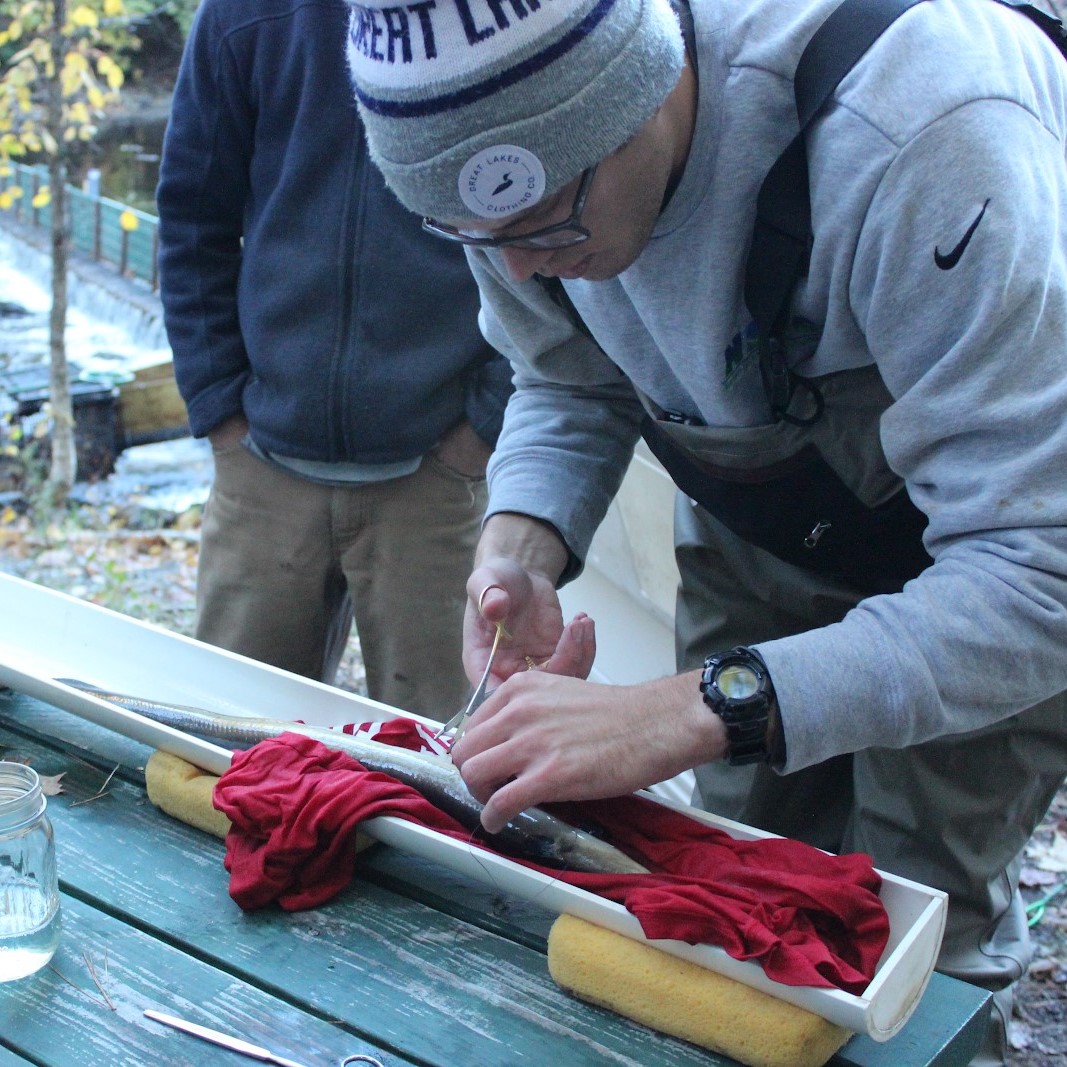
[544,614,596,678]
[479,777,539,835]
[477,582,505,613]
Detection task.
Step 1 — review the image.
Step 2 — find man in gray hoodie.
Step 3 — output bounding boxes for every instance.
[345,0,1067,1059]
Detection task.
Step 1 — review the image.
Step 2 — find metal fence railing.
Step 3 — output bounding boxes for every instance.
[0,162,160,290]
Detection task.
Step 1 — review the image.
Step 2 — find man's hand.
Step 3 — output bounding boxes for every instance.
[452,514,726,835]
[207,413,249,450]
[434,420,492,478]
[451,670,727,833]
[464,556,594,686]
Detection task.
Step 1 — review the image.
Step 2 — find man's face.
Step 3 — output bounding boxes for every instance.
[476,127,673,284]
[427,105,679,284]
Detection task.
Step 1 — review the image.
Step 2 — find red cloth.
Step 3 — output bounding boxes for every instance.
[214,728,890,994]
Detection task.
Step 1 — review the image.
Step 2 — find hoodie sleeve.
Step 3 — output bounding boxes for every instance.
[763,91,1067,772]
[466,249,646,579]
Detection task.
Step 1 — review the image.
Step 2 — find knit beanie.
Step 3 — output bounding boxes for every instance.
[344,0,685,221]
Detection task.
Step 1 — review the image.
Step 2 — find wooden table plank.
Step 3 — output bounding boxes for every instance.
[0,1047,34,1065]
[357,826,992,1067]
[0,894,404,1067]
[835,972,990,1067]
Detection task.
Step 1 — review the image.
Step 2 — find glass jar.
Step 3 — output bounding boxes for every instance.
[0,761,61,981]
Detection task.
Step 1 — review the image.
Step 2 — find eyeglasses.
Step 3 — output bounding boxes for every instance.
[422,166,598,250]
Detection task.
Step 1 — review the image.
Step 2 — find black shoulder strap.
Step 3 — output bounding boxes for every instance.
[743,0,927,424]
[745,0,1067,424]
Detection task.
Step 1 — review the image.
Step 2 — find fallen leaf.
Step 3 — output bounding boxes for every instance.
[1027,958,1058,978]
[1009,1021,1033,1051]
[1032,833,1067,875]
[39,772,65,796]
[1021,865,1062,888]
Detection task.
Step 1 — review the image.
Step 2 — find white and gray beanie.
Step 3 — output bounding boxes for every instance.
[344,0,685,222]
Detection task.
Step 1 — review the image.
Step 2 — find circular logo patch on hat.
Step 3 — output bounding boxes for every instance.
[459,145,546,220]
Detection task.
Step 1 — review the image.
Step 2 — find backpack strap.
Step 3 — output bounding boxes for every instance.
[745,0,1067,425]
[743,0,928,425]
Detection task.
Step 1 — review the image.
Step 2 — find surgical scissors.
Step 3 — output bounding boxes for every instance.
[436,619,505,746]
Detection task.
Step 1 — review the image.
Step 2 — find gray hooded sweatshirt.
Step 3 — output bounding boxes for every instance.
[467,0,1067,774]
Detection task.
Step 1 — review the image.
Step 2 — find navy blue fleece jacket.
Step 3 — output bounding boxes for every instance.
[156,0,511,461]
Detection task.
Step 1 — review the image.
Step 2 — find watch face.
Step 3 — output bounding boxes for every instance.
[716,663,760,700]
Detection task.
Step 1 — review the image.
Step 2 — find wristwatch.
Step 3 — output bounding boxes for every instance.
[699,647,779,766]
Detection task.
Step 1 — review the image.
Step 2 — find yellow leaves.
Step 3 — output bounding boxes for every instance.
[0,134,27,157]
[96,55,123,91]
[0,174,18,208]
[31,186,50,209]
[64,50,90,78]
[70,6,100,30]
[0,2,131,157]
[118,209,138,232]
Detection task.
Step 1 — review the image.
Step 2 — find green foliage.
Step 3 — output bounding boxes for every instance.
[0,408,63,522]
[128,0,199,37]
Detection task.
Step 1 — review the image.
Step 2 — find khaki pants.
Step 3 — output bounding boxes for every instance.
[674,497,1067,1066]
[195,443,486,720]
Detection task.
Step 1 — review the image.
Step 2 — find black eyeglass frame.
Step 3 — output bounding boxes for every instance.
[422,165,598,250]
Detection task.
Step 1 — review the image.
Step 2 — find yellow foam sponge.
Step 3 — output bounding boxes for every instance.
[144,750,377,855]
[145,750,233,840]
[547,913,851,1067]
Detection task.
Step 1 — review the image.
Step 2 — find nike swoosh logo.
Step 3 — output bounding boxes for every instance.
[934,199,990,270]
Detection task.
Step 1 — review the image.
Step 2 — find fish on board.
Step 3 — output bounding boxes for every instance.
[59,680,649,877]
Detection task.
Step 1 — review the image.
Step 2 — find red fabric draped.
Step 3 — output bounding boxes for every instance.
[213,727,889,995]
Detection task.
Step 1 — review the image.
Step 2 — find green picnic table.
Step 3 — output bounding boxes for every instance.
[0,690,991,1067]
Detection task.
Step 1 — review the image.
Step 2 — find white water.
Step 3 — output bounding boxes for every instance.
[0,223,212,512]
[0,225,170,379]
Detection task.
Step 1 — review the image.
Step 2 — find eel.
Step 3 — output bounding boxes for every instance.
[60,680,649,876]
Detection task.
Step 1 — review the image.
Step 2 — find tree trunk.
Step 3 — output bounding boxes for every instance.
[46,0,75,498]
